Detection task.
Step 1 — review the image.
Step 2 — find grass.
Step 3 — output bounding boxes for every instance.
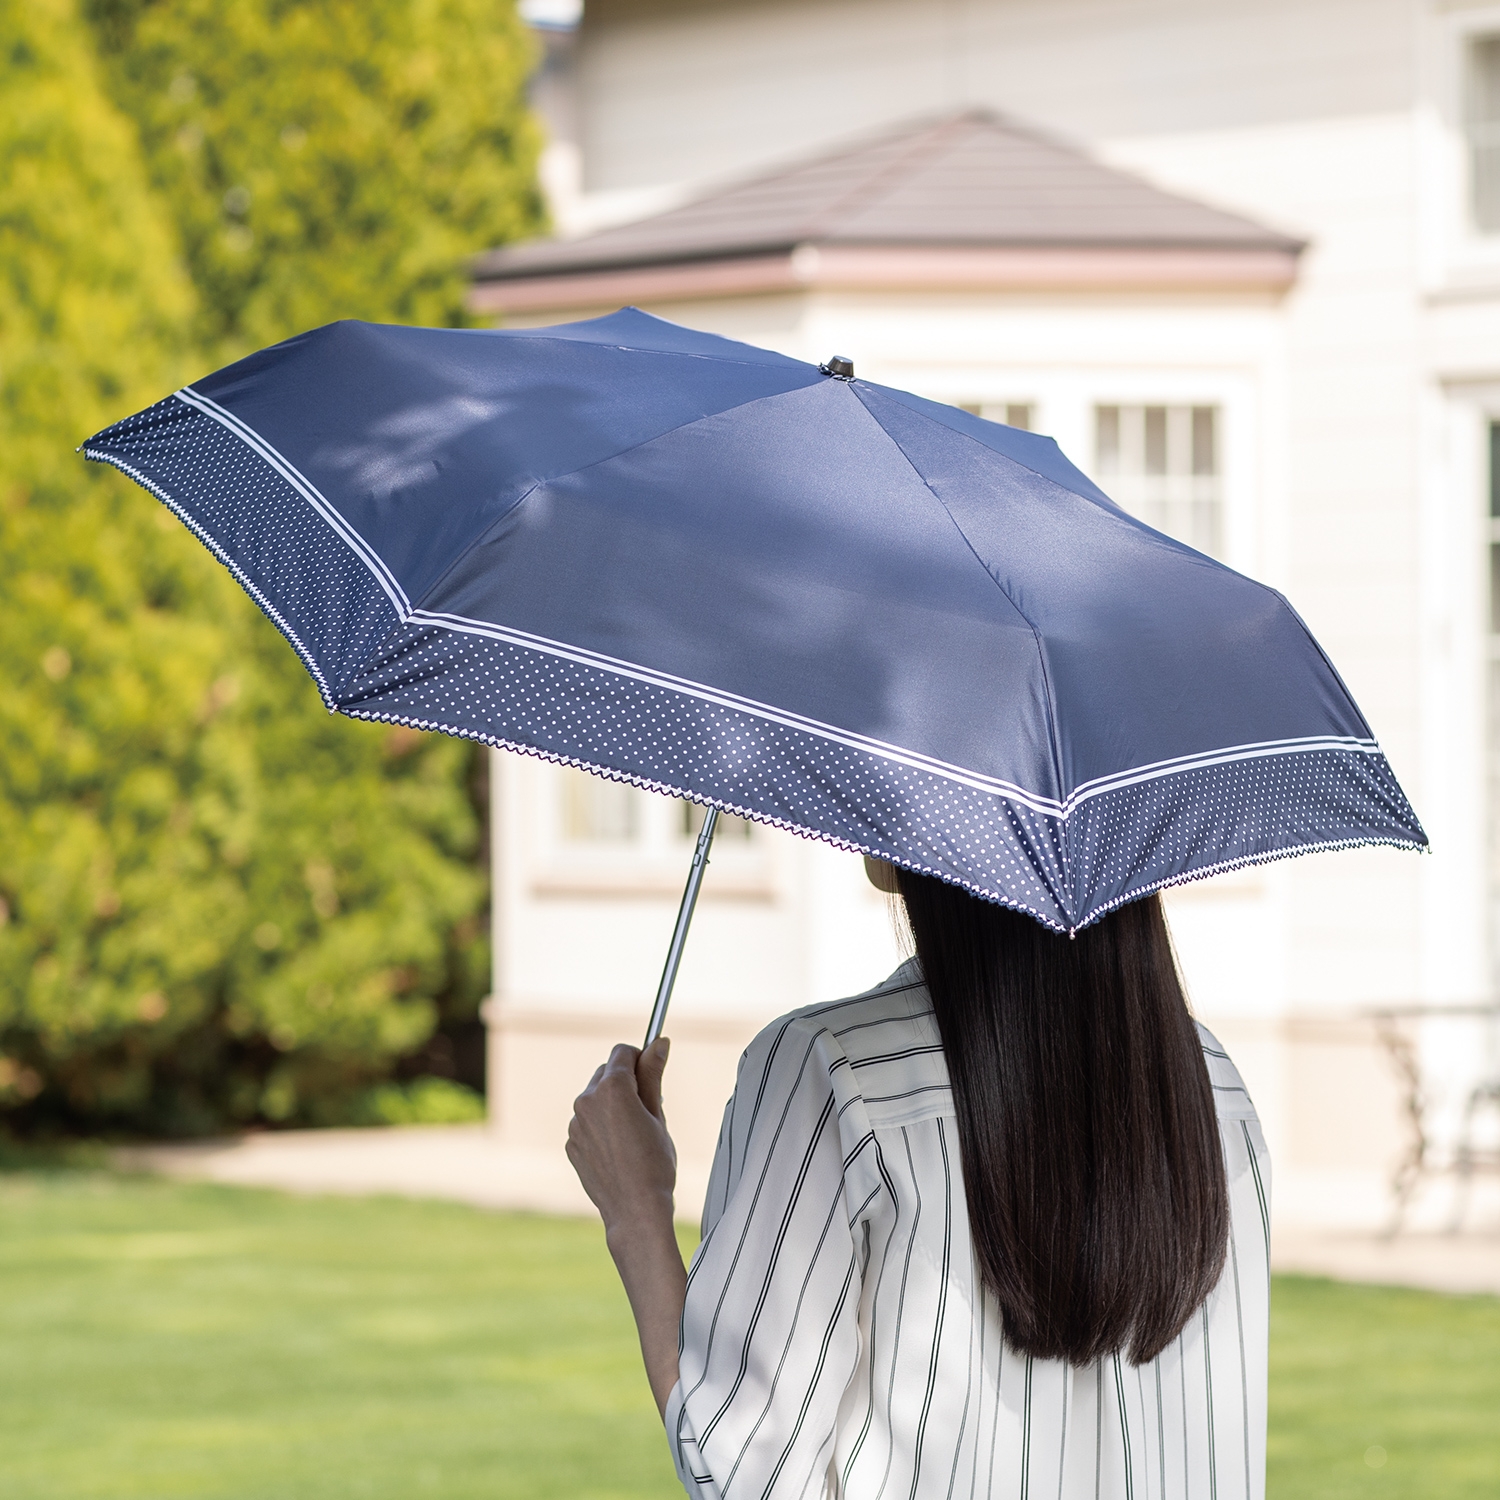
[0,1166,1495,1499]
[1268,1275,1500,1498]
[0,1169,690,1500]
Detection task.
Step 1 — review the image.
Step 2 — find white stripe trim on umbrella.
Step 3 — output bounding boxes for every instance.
[164,389,1389,824]
[81,445,336,706]
[174,387,414,618]
[407,608,1383,819]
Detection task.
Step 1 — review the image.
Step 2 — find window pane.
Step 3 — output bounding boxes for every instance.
[561,770,639,842]
[1192,406,1217,476]
[1143,407,1168,475]
[1470,35,1500,123]
[1469,37,1500,232]
[1093,404,1222,559]
[680,800,754,841]
[966,402,1033,430]
[1095,406,1121,472]
[1490,420,1500,518]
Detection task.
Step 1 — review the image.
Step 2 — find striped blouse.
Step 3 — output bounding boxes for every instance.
[665,960,1270,1500]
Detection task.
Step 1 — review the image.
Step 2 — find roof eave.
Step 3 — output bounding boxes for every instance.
[468,240,1303,317]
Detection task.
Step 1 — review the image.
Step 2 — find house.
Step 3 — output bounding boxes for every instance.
[483,0,1500,1231]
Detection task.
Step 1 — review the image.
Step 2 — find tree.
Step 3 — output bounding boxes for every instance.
[0,0,538,1134]
[86,0,545,358]
[81,0,545,1110]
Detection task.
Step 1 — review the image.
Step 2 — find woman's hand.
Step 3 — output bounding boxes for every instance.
[567,1039,677,1229]
[566,1038,686,1416]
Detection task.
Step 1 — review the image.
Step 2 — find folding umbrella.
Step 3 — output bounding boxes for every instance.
[83,308,1425,1042]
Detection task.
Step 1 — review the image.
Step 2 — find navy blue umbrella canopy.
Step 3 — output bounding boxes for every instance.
[84,308,1425,934]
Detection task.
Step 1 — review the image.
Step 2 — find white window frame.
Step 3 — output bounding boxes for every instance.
[896,367,1260,580]
[1090,401,1225,561]
[1419,4,1500,295]
[533,764,774,898]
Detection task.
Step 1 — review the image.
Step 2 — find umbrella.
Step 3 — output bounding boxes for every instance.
[83,308,1425,1040]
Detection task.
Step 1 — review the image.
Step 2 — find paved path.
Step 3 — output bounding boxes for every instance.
[1271,1226,1500,1297]
[115,1125,1500,1297]
[113,1124,713,1224]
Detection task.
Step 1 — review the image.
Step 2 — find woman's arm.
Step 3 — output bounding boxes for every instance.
[566,1039,686,1416]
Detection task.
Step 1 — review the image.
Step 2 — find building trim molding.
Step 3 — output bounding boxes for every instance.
[469,242,1301,316]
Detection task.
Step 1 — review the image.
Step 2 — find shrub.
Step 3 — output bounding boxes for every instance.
[349,1077,487,1127]
[0,0,539,1134]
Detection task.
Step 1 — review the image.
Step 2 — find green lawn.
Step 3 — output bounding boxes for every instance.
[0,1169,1495,1499]
[0,1170,685,1500]
[1268,1275,1500,1498]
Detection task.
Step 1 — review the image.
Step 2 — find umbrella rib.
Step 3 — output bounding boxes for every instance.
[179,378,830,698]
[170,384,1394,818]
[856,382,1153,526]
[368,614,1389,815]
[386,608,1075,814]
[132,375,1413,861]
[341,693,1423,935]
[144,381,1082,813]
[844,385,1072,828]
[474,321,812,375]
[335,709,1081,929]
[398,389,827,628]
[841,386,1407,816]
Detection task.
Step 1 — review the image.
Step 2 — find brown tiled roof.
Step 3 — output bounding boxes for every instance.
[473,110,1299,283]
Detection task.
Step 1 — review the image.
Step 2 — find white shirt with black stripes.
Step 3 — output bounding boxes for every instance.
[665,959,1270,1500]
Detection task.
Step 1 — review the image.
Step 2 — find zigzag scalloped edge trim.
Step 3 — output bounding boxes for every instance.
[340,702,1425,936]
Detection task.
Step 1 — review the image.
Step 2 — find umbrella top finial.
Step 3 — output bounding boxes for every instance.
[819,355,854,380]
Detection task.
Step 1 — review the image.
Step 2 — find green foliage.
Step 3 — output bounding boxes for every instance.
[0,0,537,1134]
[0,0,195,472]
[351,1075,487,1125]
[87,0,545,357]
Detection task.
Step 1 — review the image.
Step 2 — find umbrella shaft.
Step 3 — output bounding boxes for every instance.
[644,807,719,1047]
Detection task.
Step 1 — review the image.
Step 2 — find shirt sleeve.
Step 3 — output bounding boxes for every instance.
[666,1016,877,1500]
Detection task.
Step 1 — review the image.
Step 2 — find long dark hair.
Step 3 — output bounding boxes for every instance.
[895,872,1228,1366]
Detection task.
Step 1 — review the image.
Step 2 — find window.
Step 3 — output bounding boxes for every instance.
[989,403,1033,431]
[543,766,769,896]
[680,801,755,842]
[957,402,1033,430]
[1469,35,1500,234]
[1094,404,1222,558]
[557,769,756,845]
[560,769,639,842]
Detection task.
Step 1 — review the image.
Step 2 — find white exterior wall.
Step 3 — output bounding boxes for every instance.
[488,751,905,1197]
[491,0,1500,1229]
[577,0,1412,196]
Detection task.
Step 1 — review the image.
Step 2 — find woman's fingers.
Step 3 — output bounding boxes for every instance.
[574,1045,637,1114]
[636,1037,670,1120]
[567,1040,678,1227]
[605,1042,641,1077]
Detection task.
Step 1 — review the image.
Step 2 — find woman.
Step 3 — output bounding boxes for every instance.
[567,858,1270,1500]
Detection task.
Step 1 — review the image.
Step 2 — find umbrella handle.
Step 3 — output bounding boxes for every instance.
[643,806,719,1048]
